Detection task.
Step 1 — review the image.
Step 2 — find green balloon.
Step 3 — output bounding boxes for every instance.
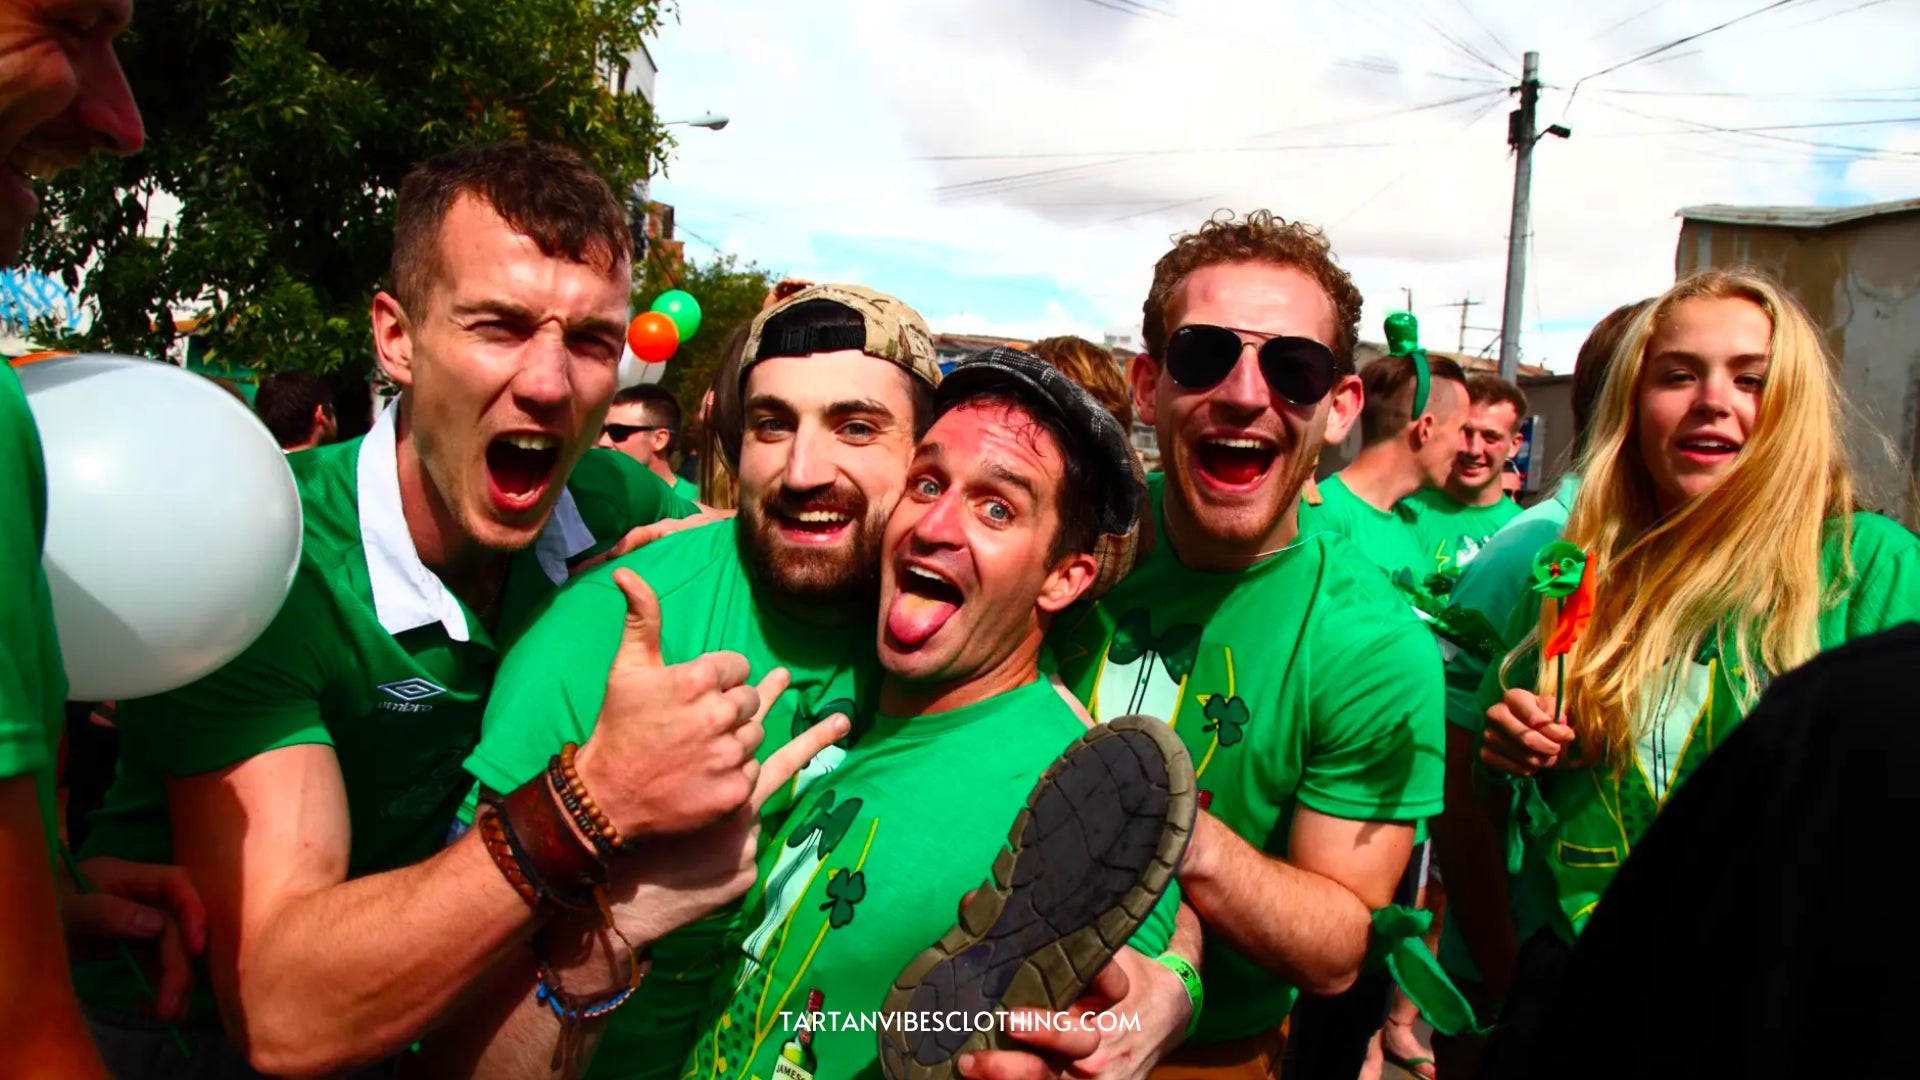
[1384,311,1420,357]
[649,290,702,341]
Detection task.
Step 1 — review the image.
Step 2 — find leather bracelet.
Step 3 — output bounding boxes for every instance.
[1155,952,1204,1040]
[496,781,604,914]
[477,802,539,911]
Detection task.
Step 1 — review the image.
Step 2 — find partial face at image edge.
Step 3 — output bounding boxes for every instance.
[0,0,145,262]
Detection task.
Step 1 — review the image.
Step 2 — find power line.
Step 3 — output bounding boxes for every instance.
[1597,99,1920,158]
[1597,115,1920,136]
[928,88,1506,200]
[1577,0,1804,83]
[1589,0,1678,40]
[1418,12,1510,77]
[1337,0,1509,79]
[1448,0,1519,64]
[1592,84,1920,103]
[1329,93,1508,230]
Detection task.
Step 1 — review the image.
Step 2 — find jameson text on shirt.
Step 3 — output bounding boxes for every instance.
[776,1010,1144,1035]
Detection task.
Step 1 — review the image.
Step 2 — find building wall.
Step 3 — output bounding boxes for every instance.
[1677,213,1920,518]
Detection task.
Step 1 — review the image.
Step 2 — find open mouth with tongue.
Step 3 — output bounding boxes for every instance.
[885,560,966,650]
[1194,434,1279,490]
[484,433,561,514]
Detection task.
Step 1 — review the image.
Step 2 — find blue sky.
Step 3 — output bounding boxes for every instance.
[646,0,1920,371]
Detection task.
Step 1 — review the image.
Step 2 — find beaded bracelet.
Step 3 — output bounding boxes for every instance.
[548,753,619,857]
[556,743,625,853]
[535,978,637,1022]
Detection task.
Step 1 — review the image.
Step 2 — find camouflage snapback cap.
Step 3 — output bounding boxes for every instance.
[740,283,941,390]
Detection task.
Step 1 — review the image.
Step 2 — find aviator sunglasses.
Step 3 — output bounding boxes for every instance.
[1163,324,1339,406]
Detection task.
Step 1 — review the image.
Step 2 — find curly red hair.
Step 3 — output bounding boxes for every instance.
[1142,209,1363,374]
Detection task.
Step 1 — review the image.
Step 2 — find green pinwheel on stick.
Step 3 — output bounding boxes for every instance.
[1529,541,1595,726]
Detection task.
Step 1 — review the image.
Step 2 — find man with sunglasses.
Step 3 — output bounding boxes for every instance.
[1298,353,1469,583]
[1052,210,1445,1079]
[599,383,701,502]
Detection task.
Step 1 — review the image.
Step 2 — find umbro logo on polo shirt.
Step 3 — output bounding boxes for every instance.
[377,678,447,713]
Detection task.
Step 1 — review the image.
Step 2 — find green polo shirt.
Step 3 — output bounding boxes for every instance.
[1052,473,1445,1042]
[1401,489,1522,580]
[0,362,67,857]
[77,406,696,1018]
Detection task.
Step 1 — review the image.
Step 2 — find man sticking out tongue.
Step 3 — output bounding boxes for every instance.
[683,347,1200,1080]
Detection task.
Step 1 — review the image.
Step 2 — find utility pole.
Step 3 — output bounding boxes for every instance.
[1497,53,1539,382]
[1441,295,1484,354]
[1497,51,1570,382]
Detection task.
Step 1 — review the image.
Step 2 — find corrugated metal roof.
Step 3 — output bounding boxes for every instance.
[1677,196,1920,229]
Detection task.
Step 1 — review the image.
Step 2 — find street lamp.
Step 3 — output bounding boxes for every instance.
[663,111,729,131]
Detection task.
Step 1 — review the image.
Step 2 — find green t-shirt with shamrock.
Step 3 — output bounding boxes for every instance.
[1052,473,1445,1042]
[465,520,878,1080]
[674,678,1179,1080]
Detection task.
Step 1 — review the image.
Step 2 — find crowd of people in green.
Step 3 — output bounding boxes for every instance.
[5,5,1917,1080]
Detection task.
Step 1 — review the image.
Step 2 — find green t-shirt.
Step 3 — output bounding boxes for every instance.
[78,410,695,1018]
[1479,512,1920,945]
[1438,478,1579,734]
[1051,474,1445,1042]
[672,474,700,503]
[464,520,878,1080]
[1401,489,1521,580]
[0,361,68,856]
[675,678,1180,1080]
[1296,474,1427,581]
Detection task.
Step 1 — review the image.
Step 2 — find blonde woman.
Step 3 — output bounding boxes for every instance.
[1473,268,1919,1058]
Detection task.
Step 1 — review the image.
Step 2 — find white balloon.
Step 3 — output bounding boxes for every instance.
[18,355,304,700]
[616,344,668,389]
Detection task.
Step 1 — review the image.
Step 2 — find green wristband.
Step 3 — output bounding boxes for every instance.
[1155,952,1204,1040]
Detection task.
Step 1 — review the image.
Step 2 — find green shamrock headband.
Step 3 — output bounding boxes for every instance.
[1384,311,1430,418]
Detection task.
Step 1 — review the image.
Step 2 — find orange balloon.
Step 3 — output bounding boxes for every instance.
[627,311,680,363]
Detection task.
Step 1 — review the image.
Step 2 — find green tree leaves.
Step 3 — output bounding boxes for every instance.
[22,0,673,378]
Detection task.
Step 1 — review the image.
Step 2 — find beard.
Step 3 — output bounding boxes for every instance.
[738,484,887,611]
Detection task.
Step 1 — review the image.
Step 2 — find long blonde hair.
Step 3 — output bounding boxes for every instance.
[1534,268,1854,768]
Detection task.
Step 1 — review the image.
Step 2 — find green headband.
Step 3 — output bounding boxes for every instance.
[1384,311,1431,418]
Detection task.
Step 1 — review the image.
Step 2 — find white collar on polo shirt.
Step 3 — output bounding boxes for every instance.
[357,402,594,642]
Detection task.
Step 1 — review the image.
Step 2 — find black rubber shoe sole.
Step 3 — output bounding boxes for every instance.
[877,714,1197,1080]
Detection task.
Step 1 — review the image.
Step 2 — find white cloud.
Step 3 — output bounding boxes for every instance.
[649,0,1920,371]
